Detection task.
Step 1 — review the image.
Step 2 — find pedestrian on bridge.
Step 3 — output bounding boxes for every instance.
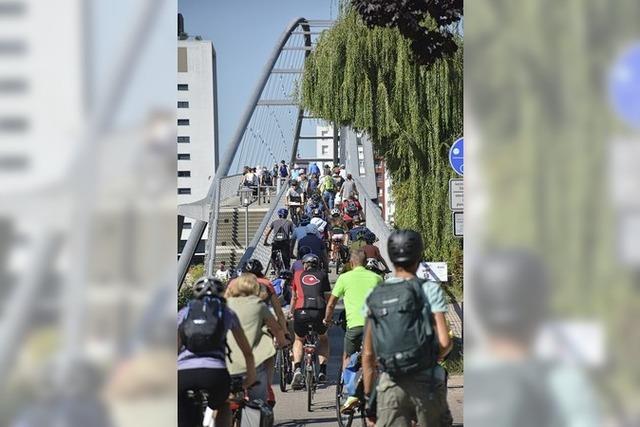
[320,170,336,210]
[309,162,321,176]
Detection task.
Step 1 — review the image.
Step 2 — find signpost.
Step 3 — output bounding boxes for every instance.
[449,137,464,176]
[453,211,463,238]
[449,178,464,211]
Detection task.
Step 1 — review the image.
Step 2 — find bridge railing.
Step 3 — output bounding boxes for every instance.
[353,176,392,265]
[235,182,290,272]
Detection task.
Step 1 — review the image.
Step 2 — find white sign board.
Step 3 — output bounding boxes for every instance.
[453,211,463,237]
[416,262,448,282]
[449,179,464,211]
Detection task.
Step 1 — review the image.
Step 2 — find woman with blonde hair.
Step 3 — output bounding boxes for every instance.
[225,273,287,403]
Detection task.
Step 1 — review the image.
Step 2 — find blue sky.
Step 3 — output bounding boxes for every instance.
[178,0,336,155]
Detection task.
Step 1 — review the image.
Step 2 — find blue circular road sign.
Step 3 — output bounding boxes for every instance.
[609,42,640,129]
[449,137,464,176]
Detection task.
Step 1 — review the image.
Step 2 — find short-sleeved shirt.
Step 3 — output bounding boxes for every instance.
[293,224,320,241]
[297,233,325,258]
[178,303,240,370]
[341,180,357,198]
[292,269,331,310]
[287,188,303,205]
[310,217,328,233]
[367,277,447,313]
[225,296,276,375]
[309,164,321,175]
[269,218,294,241]
[332,266,382,328]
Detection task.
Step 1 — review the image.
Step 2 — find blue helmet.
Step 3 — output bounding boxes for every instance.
[278,208,288,218]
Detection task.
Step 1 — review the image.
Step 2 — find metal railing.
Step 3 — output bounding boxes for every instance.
[353,176,392,265]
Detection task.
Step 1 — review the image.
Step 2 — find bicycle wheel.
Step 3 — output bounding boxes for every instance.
[306,368,314,412]
[336,372,355,427]
[278,349,287,392]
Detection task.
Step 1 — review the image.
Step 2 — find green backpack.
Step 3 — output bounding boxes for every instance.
[366,278,438,377]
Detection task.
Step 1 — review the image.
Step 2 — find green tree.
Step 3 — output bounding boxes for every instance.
[301,10,463,295]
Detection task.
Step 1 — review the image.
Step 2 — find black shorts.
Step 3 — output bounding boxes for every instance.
[178,368,230,427]
[293,309,327,337]
[344,326,364,356]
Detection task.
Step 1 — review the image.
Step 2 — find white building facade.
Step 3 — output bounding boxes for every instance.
[315,124,334,169]
[177,37,218,258]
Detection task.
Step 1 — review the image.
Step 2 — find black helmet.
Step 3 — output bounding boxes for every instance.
[242,258,264,276]
[312,208,322,218]
[365,231,377,245]
[193,276,224,298]
[311,193,321,203]
[471,248,548,341]
[299,215,311,226]
[298,246,312,259]
[387,229,423,265]
[278,270,293,280]
[302,253,319,268]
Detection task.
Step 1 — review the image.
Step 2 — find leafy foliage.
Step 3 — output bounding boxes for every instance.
[301,10,463,293]
[351,0,463,65]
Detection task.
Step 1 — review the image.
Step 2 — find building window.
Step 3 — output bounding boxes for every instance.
[178,170,191,177]
[178,153,190,160]
[321,145,329,155]
[178,188,191,195]
[183,222,192,229]
[178,47,188,72]
[178,101,189,108]
[177,136,190,143]
[178,84,188,91]
[177,119,190,126]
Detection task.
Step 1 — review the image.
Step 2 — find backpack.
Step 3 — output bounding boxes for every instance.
[179,296,227,355]
[322,176,335,192]
[366,278,438,377]
[466,362,563,427]
[299,271,327,310]
[346,200,358,215]
[262,173,273,186]
[273,222,290,242]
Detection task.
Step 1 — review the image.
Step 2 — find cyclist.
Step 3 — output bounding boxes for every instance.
[226,273,288,403]
[178,277,256,427]
[319,170,336,210]
[304,193,323,217]
[345,219,371,253]
[290,246,312,274]
[227,260,287,407]
[290,254,332,388]
[341,194,364,224]
[323,249,382,412]
[362,231,390,273]
[328,208,348,264]
[362,230,453,427]
[292,214,321,242]
[263,208,295,270]
[285,179,304,224]
[310,208,328,239]
[296,228,329,272]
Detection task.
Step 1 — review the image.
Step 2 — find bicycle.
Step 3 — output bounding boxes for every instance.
[335,243,350,275]
[186,377,248,427]
[264,243,285,276]
[331,317,366,427]
[302,324,320,412]
[275,343,293,392]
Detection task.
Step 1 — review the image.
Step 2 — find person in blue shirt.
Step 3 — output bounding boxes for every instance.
[309,162,321,176]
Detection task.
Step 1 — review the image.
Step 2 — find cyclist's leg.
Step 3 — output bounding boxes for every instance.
[281,241,292,270]
[314,312,330,365]
[246,363,270,403]
[342,326,364,369]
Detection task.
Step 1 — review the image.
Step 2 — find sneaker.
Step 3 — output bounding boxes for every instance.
[291,368,304,390]
[341,396,360,414]
[317,371,327,383]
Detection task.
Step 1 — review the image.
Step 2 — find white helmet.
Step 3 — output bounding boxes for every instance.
[331,208,341,217]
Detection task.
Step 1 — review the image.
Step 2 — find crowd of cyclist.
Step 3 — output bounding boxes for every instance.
[178,161,454,427]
